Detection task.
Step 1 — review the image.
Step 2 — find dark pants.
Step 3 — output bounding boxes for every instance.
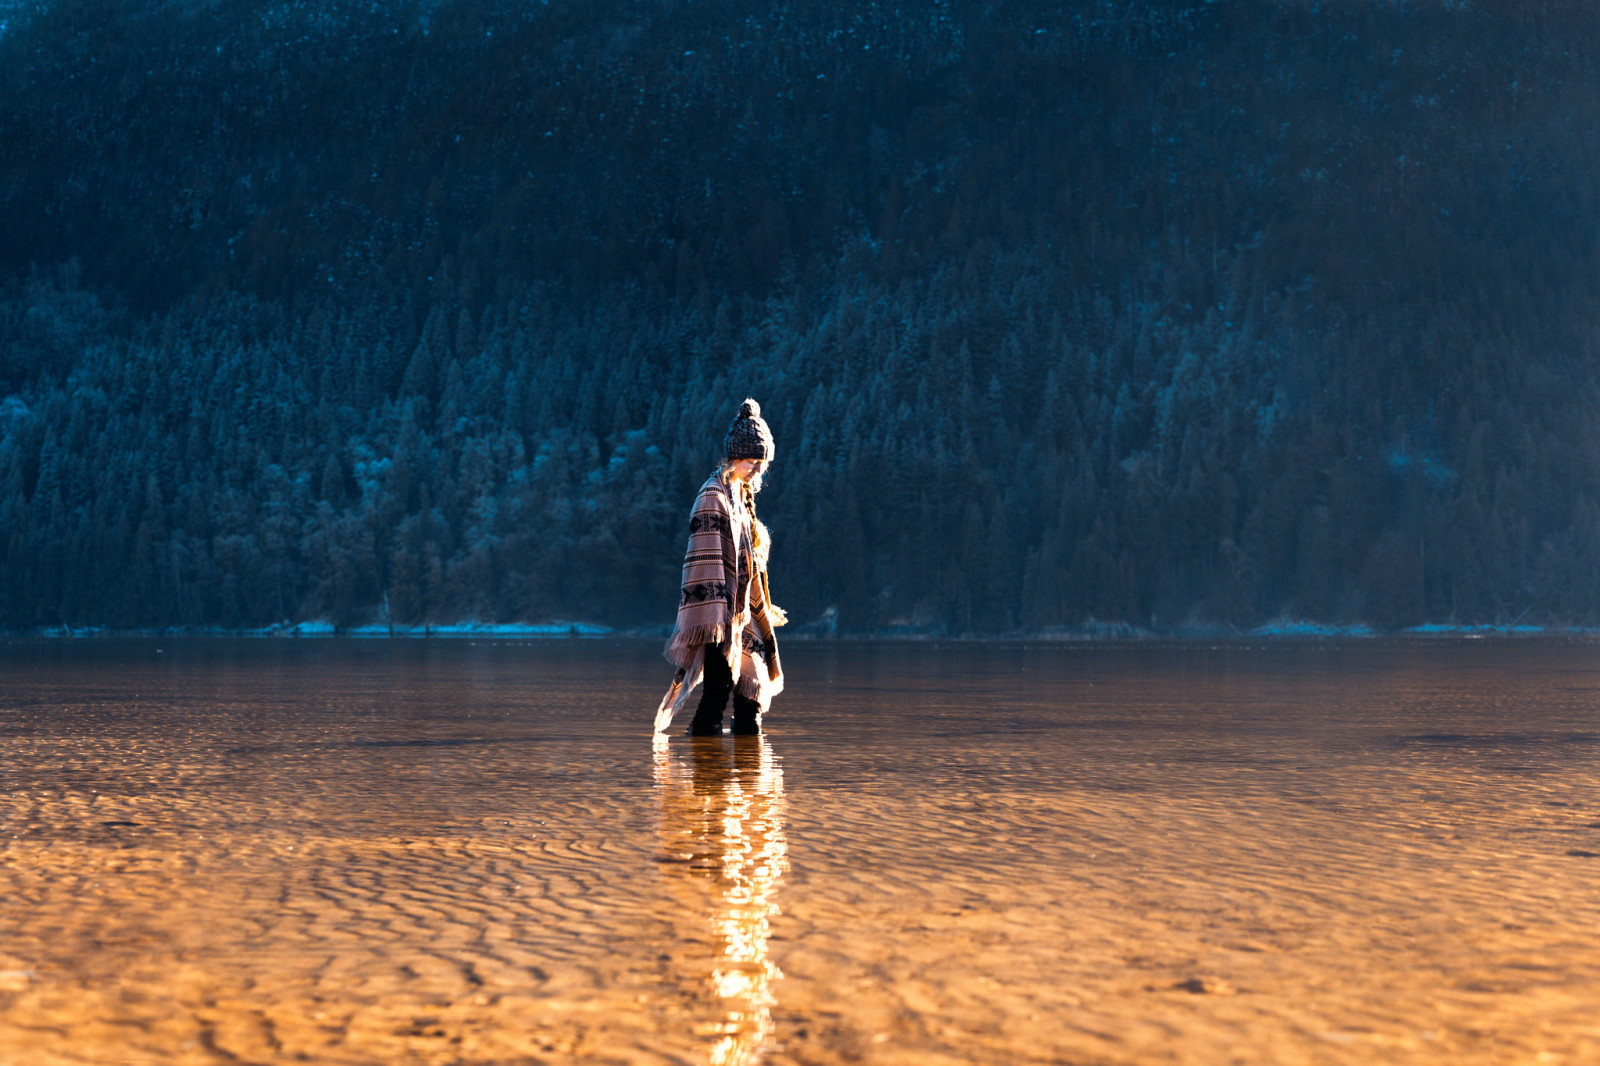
[689,645,761,735]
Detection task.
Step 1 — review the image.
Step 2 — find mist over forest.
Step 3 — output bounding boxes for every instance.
[2,0,1599,633]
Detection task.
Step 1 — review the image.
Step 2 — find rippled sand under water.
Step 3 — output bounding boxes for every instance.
[4,639,1600,1064]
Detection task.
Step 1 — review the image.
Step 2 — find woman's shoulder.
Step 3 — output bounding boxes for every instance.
[694,475,731,509]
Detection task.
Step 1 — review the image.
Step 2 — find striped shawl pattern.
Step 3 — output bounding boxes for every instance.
[664,477,741,666]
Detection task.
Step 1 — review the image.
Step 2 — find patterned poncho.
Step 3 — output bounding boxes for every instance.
[655,473,784,732]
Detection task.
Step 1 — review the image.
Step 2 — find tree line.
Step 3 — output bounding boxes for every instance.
[1,0,1598,631]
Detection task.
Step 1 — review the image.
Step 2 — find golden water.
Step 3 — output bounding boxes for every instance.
[3,639,1600,1064]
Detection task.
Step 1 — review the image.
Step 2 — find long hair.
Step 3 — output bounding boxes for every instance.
[715,459,770,565]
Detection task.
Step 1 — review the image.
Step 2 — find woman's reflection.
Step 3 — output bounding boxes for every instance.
[653,734,788,1066]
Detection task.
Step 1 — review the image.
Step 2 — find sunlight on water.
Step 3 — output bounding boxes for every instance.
[4,638,1600,1064]
[654,734,787,1065]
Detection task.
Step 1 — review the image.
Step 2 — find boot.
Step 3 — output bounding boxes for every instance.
[730,693,761,735]
[687,708,723,736]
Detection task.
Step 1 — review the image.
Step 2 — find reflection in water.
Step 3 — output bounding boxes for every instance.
[654,734,788,1066]
[12,641,1600,1065]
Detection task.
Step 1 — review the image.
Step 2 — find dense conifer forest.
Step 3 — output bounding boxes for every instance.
[2,0,1599,633]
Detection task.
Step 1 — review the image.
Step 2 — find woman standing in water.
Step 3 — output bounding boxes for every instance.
[656,399,785,736]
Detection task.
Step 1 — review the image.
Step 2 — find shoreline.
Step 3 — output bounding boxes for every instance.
[5,621,1600,643]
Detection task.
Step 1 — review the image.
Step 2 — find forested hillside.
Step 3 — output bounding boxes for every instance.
[2,0,1599,632]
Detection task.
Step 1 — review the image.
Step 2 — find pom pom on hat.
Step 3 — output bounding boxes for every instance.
[724,397,775,461]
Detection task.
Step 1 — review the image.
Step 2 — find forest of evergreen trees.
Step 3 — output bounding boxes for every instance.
[2,0,1599,633]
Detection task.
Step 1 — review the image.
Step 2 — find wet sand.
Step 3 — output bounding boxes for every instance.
[3,639,1600,1064]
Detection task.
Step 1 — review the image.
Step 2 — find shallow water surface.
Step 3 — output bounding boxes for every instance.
[3,639,1600,1064]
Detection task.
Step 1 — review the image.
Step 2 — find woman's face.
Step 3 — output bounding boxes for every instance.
[729,458,767,482]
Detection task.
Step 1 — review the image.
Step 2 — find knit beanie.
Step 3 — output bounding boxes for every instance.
[723,398,775,461]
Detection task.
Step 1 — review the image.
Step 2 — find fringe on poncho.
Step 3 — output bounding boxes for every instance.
[655,474,784,732]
